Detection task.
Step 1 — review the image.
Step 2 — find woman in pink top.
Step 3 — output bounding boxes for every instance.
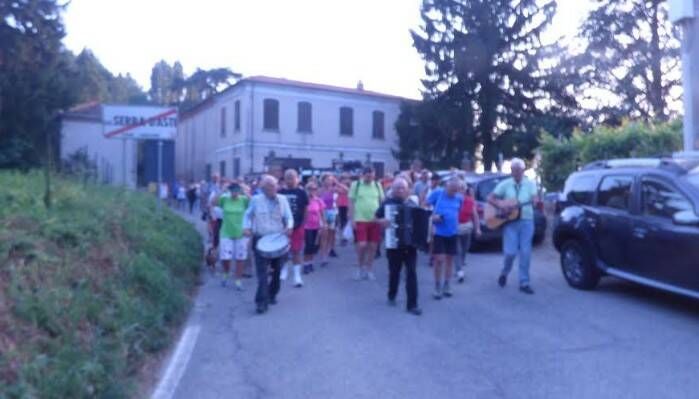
[303,182,326,273]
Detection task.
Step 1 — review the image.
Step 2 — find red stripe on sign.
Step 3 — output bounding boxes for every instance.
[104,109,177,138]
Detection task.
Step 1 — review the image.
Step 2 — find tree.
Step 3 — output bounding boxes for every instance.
[0,0,76,169]
[405,0,567,169]
[149,60,176,105]
[570,0,681,124]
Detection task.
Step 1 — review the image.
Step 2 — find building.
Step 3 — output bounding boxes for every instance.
[175,76,407,181]
[60,102,176,188]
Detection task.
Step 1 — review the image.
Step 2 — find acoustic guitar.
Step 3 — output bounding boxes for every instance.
[484,200,532,229]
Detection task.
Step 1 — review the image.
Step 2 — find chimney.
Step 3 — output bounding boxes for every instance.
[356,80,364,90]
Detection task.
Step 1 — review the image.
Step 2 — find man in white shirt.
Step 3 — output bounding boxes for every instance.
[243,175,294,314]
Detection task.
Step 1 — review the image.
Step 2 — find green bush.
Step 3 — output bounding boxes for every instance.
[0,171,202,398]
[538,120,683,191]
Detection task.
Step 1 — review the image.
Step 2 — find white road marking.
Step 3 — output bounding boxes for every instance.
[151,325,202,399]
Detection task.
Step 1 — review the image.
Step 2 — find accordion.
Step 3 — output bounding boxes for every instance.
[384,204,432,250]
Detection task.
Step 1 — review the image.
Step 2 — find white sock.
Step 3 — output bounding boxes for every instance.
[293,264,303,285]
[280,264,289,280]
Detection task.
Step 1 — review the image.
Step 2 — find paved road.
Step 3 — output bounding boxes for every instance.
[161,214,699,399]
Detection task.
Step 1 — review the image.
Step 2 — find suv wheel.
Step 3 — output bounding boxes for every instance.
[560,240,600,290]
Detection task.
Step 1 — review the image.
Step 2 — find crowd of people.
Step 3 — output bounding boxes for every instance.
[189,158,539,316]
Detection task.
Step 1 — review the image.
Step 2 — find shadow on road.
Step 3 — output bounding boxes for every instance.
[595,279,699,318]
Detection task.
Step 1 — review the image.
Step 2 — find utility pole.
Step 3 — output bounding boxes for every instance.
[670,0,699,152]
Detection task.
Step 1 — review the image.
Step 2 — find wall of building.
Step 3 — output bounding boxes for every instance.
[60,119,138,187]
[176,80,403,181]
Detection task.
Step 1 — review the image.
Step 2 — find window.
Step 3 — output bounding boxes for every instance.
[205,164,212,181]
[233,157,241,178]
[220,107,226,137]
[219,161,226,178]
[476,177,506,202]
[372,111,385,139]
[297,101,312,133]
[263,99,279,131]
[234,100,241,132]
[340,106,353,136]
[564,174,597,205]
[641,180,693,219]
[597,175,634,211]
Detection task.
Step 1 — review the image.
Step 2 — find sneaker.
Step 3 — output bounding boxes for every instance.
[353,268,364,281]
[234,279,244,291]
[442,284,452,298]
[407,307,423,316]
[329,249,338,258]
[519,285,535,295]
[365,271,376,281]
[498,275,507,288]
[456,270,465,284]
[433,288,442,300]
[387,298,397,307]
[221,272,230,287]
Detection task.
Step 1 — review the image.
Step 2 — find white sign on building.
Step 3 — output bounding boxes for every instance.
[103,105,178,140]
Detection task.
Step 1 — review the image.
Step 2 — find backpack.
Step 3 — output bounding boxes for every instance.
[352,180,384,202]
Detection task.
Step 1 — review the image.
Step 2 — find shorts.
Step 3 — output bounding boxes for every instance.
[432,235,457,256]
[354,221,381,243]
[219,237,250,261]
[290,227,305,253]
[325,209,338,227]
[304,229,320,256]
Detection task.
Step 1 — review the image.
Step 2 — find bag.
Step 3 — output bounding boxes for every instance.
[342,223,354,242]
[458,222,474,236]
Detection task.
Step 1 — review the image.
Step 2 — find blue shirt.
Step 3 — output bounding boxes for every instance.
[427,188,463,237]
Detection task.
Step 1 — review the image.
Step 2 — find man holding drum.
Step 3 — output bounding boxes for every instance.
[243,175,294,314]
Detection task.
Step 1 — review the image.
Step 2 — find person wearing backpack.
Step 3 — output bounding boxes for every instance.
[348,166,384,281]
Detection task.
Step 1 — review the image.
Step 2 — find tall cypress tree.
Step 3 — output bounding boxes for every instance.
[405,0,562,168]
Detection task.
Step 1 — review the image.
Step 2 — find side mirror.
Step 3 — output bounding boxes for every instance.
[673,210,699,226]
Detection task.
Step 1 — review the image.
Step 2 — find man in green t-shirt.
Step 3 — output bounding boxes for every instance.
[215,183,250,290]
[488,158,539,295]
[348,166,384,281]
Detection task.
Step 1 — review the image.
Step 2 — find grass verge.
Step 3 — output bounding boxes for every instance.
[0,171,202,398]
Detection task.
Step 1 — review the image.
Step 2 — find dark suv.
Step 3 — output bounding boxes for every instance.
[553,157,699,298]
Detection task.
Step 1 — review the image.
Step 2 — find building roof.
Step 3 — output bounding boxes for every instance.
[61,101,102,122]
[244,76,407,101]
[180,75,409,121]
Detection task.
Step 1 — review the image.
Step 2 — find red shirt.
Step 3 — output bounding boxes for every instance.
[458,195,476,224]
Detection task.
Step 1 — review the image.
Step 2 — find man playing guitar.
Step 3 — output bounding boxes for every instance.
[487,158,540,295]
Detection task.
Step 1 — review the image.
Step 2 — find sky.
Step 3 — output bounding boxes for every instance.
[63,0,593,100]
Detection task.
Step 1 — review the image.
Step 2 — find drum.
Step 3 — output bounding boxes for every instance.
[256,233,290,259]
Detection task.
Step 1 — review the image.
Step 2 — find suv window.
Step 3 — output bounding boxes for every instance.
[476,177,506,202]
[641,180,693,219]
[564,174,597,205]
[597,175,634,211]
